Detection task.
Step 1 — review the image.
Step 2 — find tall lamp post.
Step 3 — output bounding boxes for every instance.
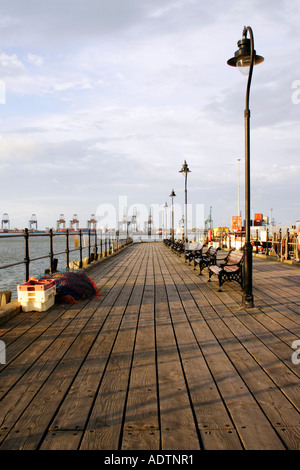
[179,160,191,258]
[237,158,241,218]
[164,202,168,239]
[227,26,264,308]
[169,189,176,241]
[126,220,131,244]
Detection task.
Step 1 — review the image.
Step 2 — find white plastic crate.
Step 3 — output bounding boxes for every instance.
[17,285,56,312]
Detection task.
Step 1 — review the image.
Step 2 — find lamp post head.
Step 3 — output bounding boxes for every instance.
[227,26,264,69]
[179,160,191,174]
[169,189,176,198]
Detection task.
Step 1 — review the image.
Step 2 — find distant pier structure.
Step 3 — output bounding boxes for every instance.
[70,214,79,230]
[87,214,97,230]
[1,213,10,230]
[29,214,37,231]
[57,214,66,231]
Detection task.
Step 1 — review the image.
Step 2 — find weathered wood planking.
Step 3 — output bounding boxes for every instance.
[166,246,300,450]
[121,246,159,450]
[1,242,300,450]
[42,245,146,450]
[162,246,285,450]
[79,246,147,450]
[0,245,141,450]
[154,245,201,450]
[156,247,243,450]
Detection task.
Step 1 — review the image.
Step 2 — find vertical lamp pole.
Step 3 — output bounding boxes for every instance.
[169,189,176,241]
[227,26,264,308]
[126,220,131,244]
[164,202,168,239]
[237,158,241,217]
[179,160,191,259]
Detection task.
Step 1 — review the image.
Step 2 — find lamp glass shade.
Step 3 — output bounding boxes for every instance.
[237,60,251,76]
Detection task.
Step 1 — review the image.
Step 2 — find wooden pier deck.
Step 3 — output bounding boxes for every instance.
[1,242,300,451]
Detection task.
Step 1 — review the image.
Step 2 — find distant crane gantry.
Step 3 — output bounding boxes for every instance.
[118,207,128,233]
[1,213,10,230]
[56,214,66,231]
[87,214,97,230]
[147,207,153,236]
[205,206,213,230]
[29,214,38,231]
[117,206,139,233]
[130,207,138,232]
[70,214,79,230]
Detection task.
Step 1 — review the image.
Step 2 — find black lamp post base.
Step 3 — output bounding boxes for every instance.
[242,292,254,309]
[242,241,254,308]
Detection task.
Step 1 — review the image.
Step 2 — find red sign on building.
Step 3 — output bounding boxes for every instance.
[231,216,242,232]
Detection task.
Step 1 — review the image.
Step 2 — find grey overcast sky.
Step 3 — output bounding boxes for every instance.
[0,0,300,230]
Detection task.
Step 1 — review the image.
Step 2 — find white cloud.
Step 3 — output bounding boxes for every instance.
[27,53,44,66]
[0,52,24,69]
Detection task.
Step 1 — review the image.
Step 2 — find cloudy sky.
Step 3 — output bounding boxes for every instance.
[0,0,299,231]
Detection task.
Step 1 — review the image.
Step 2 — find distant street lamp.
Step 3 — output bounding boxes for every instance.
[179,160,191,258]
[169,189,176,241]
[126,220,131,243]
[227,26,264,308]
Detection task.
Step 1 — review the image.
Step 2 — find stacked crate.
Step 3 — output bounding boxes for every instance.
[17,278,56,312]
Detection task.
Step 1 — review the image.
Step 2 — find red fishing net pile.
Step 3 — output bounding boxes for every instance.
[41,271,100,304]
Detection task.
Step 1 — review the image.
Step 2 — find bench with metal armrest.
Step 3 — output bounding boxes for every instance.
[184,242,205,264]
[208,250,244,291]
[194,246,220,275]
[170,240,184,255]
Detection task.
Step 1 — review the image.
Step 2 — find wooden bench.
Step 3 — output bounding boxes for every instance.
[194,246,220,275]
[208,250,244,291]
[185,242,204,264]
[171,240,185,255]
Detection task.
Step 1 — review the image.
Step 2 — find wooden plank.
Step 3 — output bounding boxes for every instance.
[1,242,300,450]
[0,247,132,364]
[0,246,142,450]
[39,430,83,450]
[40,245,145,450]
[0,300,102,449]
[156,245,242,450]
[0,302,84,399]
[0,244,137,368]
[178,249,300,450]
[121,246,159,450]
[79,247,146,450]
[163,244,286,449]
[154,245,201,450]
[189,297,300,449]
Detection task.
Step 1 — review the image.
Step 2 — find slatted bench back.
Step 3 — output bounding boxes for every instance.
[225,251,244,270]
[206,246,219,258]
[186,242,202,251]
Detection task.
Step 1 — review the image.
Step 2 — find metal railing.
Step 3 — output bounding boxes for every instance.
[0,228,130,283]
[214,228,299,262]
